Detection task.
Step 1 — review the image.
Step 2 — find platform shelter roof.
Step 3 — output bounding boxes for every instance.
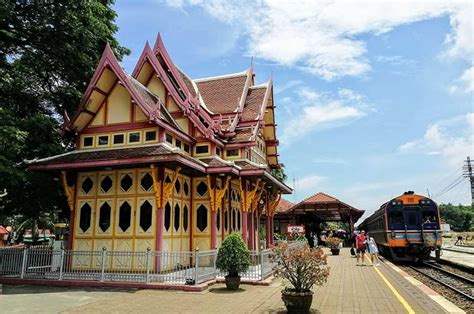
[278,192,364,223]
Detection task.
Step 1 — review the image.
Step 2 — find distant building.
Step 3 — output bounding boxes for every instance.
[28,34,291,257]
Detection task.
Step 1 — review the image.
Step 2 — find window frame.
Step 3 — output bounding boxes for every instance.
[195,144,210,156]
[112,133,125,146]
[144,129,158,143]
[127,131,142,144]
[82,136,94,148]
[97,134,110,147]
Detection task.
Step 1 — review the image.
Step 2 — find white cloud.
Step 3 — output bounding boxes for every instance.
[293,174,326,192]
[448,65,474,93]
[460,66,474,92]
[280,87,369,144]
[274,80,303,94]
[164,0,473,80]
[399,113,474,167]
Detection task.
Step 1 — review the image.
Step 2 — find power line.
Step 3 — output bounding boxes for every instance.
[462,156,473,205]
[432,175,465,198]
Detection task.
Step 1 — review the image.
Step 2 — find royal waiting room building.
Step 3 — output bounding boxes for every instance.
[28,35,291,261]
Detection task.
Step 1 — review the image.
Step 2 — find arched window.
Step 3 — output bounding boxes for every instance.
[197,204,208,232]
[164,202,171,231]
[174,203,180,231]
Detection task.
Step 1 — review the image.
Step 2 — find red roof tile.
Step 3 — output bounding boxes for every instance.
[195,74,247,114]
[241,87,267,122]
[277,198,294,213]
[229,126,256,143]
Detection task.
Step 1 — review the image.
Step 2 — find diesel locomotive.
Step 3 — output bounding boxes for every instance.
[359,191,442,261]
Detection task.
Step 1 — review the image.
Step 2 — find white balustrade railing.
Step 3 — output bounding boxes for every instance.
[0,240,306,285]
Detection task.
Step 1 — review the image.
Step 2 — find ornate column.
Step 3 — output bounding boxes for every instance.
[207,175,230,249]
[240,178,261,247]
[61,171,75,250]
[151,165,181,270]
[249,182,264,250]
[249,211,255,250]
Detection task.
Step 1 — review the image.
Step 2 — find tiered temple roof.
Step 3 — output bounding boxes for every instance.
[29,33,288,193]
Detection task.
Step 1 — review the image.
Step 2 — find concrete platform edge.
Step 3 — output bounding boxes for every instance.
[381,257,465,314]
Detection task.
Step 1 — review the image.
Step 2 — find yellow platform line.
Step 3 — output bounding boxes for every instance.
[365,256,415,314]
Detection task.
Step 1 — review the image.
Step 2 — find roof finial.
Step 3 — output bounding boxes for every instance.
[153,32,163,52]
[250,56,254,72]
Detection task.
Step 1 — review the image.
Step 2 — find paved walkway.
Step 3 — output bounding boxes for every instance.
[1,248,452,313]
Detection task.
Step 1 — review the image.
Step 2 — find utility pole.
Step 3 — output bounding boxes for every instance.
[463,156,474,205]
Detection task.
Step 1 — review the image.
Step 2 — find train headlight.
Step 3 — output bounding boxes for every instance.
[391,230,395,238]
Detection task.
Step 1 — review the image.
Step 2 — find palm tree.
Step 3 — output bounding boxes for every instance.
[16,212,55,245]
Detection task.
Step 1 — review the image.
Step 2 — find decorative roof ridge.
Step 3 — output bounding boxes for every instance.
[236,158,267,169]
[152,33,194,100]
[124,73,184,133]
[255,80,272,122]
[234,68,253,114]
[25,142,175,165]
[133,41,220,140]
[290,191,363,213]
[249,80,271,89]
[193,69,248,83]
[198,155,235,167]
[69,43,154,130]
[174,65,215,115]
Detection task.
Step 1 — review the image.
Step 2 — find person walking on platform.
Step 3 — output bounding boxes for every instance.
[355,230,367,266]
[367,236,380,266]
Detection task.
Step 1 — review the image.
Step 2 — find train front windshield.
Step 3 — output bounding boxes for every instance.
[387,200,439,230]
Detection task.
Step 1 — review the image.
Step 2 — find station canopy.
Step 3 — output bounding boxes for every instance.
[280,192,364,223]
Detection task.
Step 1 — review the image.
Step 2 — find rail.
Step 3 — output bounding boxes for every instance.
[409,262,474,302]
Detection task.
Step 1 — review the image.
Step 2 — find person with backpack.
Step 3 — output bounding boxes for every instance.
[355,230,367,266]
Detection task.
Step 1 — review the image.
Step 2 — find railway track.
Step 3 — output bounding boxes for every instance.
[409,261,474,302]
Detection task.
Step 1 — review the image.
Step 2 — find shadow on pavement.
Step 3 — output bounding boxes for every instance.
[1,284,137,295]
[208,286,246,294]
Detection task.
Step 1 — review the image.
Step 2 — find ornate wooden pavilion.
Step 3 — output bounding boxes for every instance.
[274,192,364,235]
[28,34,291,256]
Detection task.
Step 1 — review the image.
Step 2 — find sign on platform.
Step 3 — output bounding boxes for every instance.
[287,225,305,234]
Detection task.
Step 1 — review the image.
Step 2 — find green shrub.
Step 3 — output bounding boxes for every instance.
[216,233,250,277]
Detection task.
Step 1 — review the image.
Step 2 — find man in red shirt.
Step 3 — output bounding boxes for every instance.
[355,230,367,266]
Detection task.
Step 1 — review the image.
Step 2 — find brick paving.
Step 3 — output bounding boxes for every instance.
[1,248,451,313]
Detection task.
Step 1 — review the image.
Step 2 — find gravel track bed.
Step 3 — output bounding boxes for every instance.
[400,265,474,313]
[435,262,474,281]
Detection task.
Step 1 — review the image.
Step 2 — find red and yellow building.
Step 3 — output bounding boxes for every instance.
[29,34,291,255]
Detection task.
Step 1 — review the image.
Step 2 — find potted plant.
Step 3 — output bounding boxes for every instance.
[216,232,250,290]
[272,243,330,313]
[326,237,342,255]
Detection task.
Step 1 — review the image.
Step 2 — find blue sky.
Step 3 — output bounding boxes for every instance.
[113,1,473,219]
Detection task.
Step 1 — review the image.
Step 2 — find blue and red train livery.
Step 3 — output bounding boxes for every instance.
[359,191,442,261]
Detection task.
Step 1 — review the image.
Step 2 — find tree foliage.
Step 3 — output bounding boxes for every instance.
[216,233,250,277]
[0,0,129,225]
[271,163,288,182]
[439,203,473,232]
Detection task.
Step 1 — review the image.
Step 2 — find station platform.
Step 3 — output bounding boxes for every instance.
[311,248,463,314]
[436,246,474,270]
[0,248,466,313]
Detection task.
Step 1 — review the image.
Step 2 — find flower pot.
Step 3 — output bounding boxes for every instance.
[224,275,241,290]
[281,290,313,313]
[331,248,340,255]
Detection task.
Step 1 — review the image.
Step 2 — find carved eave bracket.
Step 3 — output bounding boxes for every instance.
[239,178,261,213]
[207,175,231,212]
[267,192,281,217]
[250,181,265,213]
[163,167,181,206]
[150,164,163,209]
[61,170,75,211]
